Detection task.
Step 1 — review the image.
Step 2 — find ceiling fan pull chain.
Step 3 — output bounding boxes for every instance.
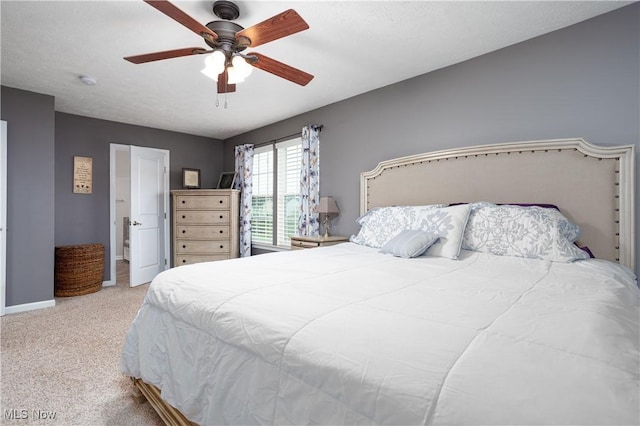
[224,94,228,109]
[215,94,220,108]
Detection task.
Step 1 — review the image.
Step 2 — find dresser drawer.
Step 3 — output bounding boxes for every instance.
[176,254,230,266]
[176,225,229,240]
[176,240,229,254]
[176,210,230,224]
[176,195,229,210]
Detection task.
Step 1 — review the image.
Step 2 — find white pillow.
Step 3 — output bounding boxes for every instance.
[414,204,471,259]
[462,203,589,262]
[380,230,439,258]
[350,205,443,249]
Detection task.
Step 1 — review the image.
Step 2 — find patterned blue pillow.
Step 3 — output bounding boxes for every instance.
[380,230,439,258]
[415,204,471,259]
[350,205,443,249]
[466,202,582,242]
[462,203,589,262]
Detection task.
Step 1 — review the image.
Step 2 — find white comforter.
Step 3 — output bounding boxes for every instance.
[120,243,639,425]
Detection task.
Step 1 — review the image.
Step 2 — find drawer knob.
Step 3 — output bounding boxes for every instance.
[219,215,223,219]
[219,230,223,234]
[182,215,186,219]
[220,245,224,249]
[181,200,185,204]
[182,230,186,234]
[182,260,186,263]
[219,200,223,204]
[182,245,186,248]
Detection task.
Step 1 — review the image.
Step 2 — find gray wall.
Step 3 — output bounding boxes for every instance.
[55,112,224,280]
[1,86,56,306]
[1,88,224,307]
[225,4,640,272]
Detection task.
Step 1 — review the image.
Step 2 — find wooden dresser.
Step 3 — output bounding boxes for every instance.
[172,189,240,266]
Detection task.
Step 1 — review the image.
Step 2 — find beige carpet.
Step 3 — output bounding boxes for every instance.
[1,264,164,425]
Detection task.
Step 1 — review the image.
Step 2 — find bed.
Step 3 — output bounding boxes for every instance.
[121,138,638,425]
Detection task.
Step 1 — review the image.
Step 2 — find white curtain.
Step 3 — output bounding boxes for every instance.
[298,125,320,236]
[234,144,254,257]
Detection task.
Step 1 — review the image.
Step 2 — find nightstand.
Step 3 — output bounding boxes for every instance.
[290,235,349,250]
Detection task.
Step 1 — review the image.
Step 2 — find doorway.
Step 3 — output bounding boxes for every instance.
[109,144,170,287]
[114,146,131,285]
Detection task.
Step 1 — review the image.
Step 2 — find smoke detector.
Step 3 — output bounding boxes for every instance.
[79,75,98,86]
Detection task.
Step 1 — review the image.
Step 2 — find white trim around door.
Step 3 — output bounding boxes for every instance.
[1,121,7,316]
[109,144,170,287]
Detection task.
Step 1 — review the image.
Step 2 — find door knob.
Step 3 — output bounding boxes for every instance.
[132,221,142,226]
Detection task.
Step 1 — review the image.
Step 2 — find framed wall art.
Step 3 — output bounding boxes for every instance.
[217,172,236,189]
[73,156,93,194]
[182,168,201,189]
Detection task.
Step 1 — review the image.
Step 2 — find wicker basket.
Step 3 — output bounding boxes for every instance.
[54,243,104,297]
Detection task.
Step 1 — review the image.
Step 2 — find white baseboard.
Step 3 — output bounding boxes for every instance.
[102,279,116,287]
[5,299,56,315]
[116,255,123,261]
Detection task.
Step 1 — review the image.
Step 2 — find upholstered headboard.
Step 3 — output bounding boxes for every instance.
[360,138,635,269]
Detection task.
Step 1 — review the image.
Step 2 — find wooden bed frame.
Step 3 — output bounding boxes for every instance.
[132,138,635,424]
[132,378,195,426]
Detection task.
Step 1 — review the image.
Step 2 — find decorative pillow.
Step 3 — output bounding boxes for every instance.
[379,230,439,258]
[414,204,472,259]
[462,203,589,262]
[350,205,443,249]
[465,202,581,242]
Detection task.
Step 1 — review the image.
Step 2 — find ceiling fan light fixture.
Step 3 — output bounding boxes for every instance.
[204,50,226,75]
[226,65,245,84]
[200,66,219,81]
[232,55,253,79]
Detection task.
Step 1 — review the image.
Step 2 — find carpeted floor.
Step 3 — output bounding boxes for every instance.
[0,261,164,425]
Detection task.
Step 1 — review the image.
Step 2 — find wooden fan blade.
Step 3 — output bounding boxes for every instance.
[236,9,308,48]
[143,0,218,43]
[124,47,208,64]
[249,52,314,86]
[217,69,236,94]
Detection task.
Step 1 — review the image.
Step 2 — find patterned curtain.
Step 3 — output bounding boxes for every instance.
[234,144,254,257]
[298,125,320,236]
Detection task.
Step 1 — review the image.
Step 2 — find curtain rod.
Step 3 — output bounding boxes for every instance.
[252,124,324,148]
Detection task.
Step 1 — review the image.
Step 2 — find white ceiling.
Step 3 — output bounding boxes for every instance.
[1,1,630,140]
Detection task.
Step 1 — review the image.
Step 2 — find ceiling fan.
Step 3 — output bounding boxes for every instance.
[124,0,314,95]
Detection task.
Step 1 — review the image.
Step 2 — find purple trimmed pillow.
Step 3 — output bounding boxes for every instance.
[462,203,588,262]
[450,202,560,211]
[580,246,595,259]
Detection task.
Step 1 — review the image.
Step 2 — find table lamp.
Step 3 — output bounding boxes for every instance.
[317,196,340,238]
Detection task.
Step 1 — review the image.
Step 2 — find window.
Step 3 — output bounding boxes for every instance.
[251,138,301,248]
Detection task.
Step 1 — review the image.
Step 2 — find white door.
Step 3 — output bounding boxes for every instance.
[1,121,7,315]
[129,146,169,287]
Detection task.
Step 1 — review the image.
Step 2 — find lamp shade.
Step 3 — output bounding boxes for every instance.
[317,196,339,215]
[226,65,245,84]
[200,66,220,81]
[204,50,226,75]
[232,55,253,79]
